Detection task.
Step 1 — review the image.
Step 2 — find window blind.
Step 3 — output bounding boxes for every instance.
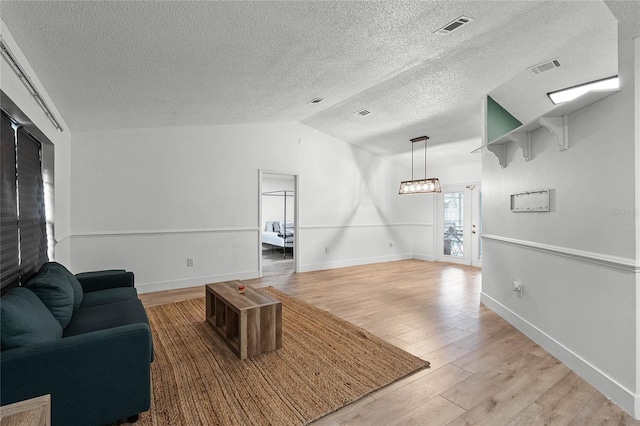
[0,111,48,291]
[16,126,48,282]
[1,112,19,290]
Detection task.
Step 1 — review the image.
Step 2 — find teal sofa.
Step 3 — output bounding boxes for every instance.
[0,262,153,425]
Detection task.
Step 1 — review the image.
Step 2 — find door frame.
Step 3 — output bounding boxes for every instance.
[470,185,482,267]
[258,169,299,277]
[435,183,481,266]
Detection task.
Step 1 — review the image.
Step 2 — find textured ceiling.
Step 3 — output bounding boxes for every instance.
[0,1,621,167]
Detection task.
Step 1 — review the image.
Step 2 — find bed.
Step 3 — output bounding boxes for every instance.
[263,221,294,257]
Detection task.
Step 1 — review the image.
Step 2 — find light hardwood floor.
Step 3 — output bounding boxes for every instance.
[139,259,639,425]
[261,245,295,278]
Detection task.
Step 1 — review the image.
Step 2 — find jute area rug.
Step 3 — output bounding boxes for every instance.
[137,287,429,425]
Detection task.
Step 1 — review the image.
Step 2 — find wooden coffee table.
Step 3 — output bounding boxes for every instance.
[205,281,282,359]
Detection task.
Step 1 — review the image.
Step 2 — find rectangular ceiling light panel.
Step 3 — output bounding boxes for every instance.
[547,76,619,105]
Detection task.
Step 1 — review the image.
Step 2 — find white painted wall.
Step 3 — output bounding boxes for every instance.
[428,161,482,188]
[635,37,640,420]
[69,122,428,292]
[481,36,639,416]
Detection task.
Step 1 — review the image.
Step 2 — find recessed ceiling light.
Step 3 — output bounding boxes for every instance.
[354,109,371,117]
[307,98,324,105]
[547,76,619,105]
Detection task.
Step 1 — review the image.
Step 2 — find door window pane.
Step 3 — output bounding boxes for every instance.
[444,192,463,257]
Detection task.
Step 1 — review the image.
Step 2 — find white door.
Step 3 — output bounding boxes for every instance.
[436,185,482,266]
[471,187,482,267]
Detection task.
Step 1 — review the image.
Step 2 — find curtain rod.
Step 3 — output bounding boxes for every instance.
[0,37,63,132]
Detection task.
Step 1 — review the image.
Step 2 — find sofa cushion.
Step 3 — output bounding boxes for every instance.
[1,287,63,350]
[80,287,139,308]
[74,270,132,293]
[64,299,149,337]
[26,268,75,329]
[40,262,83,310]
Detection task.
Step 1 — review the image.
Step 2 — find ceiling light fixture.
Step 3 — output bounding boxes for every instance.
[354,109,371,117]
[307,98,324,105]
[547,75,619,105]
[399,136,441,195]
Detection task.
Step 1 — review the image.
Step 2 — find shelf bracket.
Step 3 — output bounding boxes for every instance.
[507,132,532,162]
[487,144,507,168]
[539,116,568,151]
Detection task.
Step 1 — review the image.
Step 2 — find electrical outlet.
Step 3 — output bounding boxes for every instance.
[325,247,329,254]
[187,258,194,267]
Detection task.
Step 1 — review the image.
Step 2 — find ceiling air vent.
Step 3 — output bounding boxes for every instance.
[307,97,324,105]
[435,16,473,35]
[529,59,561,75]
[354,109,371,117]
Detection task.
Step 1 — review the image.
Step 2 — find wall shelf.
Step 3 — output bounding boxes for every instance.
[474,89,619,168]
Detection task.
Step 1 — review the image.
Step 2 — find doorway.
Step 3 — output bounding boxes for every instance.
[436,185,482,267]
[259,171,298,277]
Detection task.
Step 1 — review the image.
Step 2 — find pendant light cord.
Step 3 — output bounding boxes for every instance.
[424,139,427,179]
[411,141,414,181]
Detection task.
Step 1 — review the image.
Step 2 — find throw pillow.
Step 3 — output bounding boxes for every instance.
[40,262,83,310]
[1,287,63,350]
[26,267,75,328]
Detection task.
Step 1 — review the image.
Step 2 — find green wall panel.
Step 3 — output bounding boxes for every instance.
[487,96,522,143]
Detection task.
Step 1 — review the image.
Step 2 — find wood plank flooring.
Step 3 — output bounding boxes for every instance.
[261,245,294,278]
[139,259,639,425]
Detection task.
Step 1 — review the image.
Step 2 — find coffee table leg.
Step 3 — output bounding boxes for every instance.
[239,310,247,360]
[275,303,282,350]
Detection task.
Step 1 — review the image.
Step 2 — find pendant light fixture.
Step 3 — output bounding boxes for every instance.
[399,136,441,194]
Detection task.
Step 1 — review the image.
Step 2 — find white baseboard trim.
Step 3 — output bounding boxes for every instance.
[136,271,259,294]
[481,292,637,418]
[139,255,433,292]
[413,254,436,262]
[298,253,413,273]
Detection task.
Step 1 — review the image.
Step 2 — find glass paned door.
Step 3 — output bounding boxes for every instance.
[443,192,464,257]
[437,185,481,266]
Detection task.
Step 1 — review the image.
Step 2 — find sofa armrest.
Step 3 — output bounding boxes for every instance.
[75,270,134,292]
[0,323,152,425]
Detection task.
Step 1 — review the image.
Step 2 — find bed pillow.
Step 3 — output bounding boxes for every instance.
[265,221,273,232]
[272,222,281,233]
[1,287,63,350]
